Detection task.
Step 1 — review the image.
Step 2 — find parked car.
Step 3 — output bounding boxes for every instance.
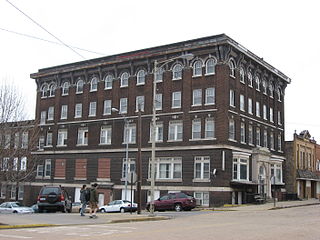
[99,200,138,213]
[37,186,72,213]
[0,202,34,214]
[146,192,196,212]
[30,204,39,213]
[71,202,90,213]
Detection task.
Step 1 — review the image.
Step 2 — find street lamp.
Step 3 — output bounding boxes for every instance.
[112,107,129,201]
[149,53,194,215]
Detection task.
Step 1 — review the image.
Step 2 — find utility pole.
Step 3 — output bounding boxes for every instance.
[136,104,142,214]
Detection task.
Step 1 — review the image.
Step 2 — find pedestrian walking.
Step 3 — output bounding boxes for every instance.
[89,183,99,218]
[79,184,88,216]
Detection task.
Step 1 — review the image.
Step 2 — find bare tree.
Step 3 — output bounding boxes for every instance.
[0,83,39,202]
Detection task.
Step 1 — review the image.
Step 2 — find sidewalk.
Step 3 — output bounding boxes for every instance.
[212,198,320,211]
[0,212,170,229]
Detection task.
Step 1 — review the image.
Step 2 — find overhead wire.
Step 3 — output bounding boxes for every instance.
[5,0,86,59]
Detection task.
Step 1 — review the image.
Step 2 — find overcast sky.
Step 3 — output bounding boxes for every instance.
[0,0,319,141]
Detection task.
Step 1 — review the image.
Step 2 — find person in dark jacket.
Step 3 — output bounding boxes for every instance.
[79,184,87,216]
[89,183,99,218]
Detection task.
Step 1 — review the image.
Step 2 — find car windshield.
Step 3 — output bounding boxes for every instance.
[11,202,22,207]
[123,200,131,203]
[41,187,60,195]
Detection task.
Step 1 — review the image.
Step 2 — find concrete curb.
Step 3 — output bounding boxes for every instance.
[0,224,57,230]
[109,216,171,224]
[268,202,320,210]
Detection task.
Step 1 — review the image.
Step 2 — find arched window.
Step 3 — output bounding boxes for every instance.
[248,72,253,87]
[120,72,129,87]
[40,84,48,98]
[193,60,202,77]
[76,79,84,93]
[62,82,69,96]
[269,84,274,98]
[104,75,113,89]
[205,58,216,75]
[262,80,267,94]
[172,63,183,80]
[48,83,56,97]
[277,88,282,102]
[255,76,260,91]
[137,70,146,85]
[90,77,98,91]
[240,67,245,83]
[228,59,236,77]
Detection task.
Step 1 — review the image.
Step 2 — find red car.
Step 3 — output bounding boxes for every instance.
[146,192,196,212]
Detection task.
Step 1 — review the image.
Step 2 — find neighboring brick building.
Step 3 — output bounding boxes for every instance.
[30,34,290,207]
[285,130,320,199]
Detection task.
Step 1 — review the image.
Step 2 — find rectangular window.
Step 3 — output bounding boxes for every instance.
[120,98,127,114]
[36,165,44,177]
[278,133,282,151]
[155,94,162,110]
[20,157,27,171]
[38,136,45,150]
[205,88,215,105]
[75,103,82,118]
[122,158,136,179]
[10,185,16,199]
[256,102,260,117]
[14,132,19,149]
[194,156,210,180]
[263,105,267,120]
[0,184,6,199]
[40,111,46,125]
[75,159,87,179]
[248,98,253,114]
[100,126,112,145]
[77,128,88,145]
[103,100,112,115]
[46,132,53,146]
[229,89,235,107]
[21,132,28,149]
[192,89,202,106]
[229,119,235,140]
[57,129,68,146]
[278,111,282,125]
[270,132,275,150]
[136,96,145,112]
[61,105,68,119]
[192,119,201,139]
[150,122,163,142]
[4,134,10,149]
[194,192,209,206]
[205,118,215,139]
[150,157,182,180]
[271,164,282,184]
[233,158,249,181]
[44,159,51,177]
[256,127,261,146]
[240,94,245,111]
[172,91,181,108]
[89,102,97,117]
[270,107,274,122]
[168,121,183,141]
[47,107,54,120]
[124,124,136,144]
[248,125,253,145]
[264,130,268,148]
[240,122,245,143]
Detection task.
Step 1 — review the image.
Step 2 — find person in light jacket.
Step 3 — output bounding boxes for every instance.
[79,184,87,216]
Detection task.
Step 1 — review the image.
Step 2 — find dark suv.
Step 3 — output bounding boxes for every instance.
[37,186,72,213]
[146,192,196,212]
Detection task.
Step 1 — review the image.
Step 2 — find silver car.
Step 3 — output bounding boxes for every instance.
[99,200,138,213]
[0,202,34,214]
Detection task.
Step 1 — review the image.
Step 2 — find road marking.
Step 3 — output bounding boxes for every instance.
[0,233,32,239]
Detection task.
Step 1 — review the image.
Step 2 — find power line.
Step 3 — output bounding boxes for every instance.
[0,27,105,56]
[5,0,86,59]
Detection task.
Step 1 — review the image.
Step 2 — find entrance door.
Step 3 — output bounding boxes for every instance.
[98,193,104,207]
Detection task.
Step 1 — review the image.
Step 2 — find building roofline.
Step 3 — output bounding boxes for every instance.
[30,34,291,83]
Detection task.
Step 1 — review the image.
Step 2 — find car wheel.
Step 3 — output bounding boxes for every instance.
[100,208,106,213]
[13,210,18,213]
[174,204,182,212]
[120,208,125,213]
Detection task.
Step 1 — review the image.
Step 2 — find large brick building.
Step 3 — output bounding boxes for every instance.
[29,34,290,207]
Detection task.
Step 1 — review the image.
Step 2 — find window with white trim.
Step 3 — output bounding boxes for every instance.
[240,122,246,143]
[48,83,56,97]
[205,58,216,75]
[46,131,52,146]
[248,125,253,145]
[44,159,51,177]
[205,118,215,139]
[10,184,16,199]
[248,72,253,87]
[172,91,181,108]
[205,88,215,105]
[62,82,69,96]
[277,88,282,102]
[155,67,164,82]
[124,124,136,144]
[21,132,28,149]
[89,102,97,117]
[263,130,268,148]
[240,94,245,111]
[104,75,113,89]
[192,89,202,106]
[256,102,260,117]
[256,127,261,146]
[40,84,48,98]
[255,76,260,91]
[38,136,44,150]
[271,164,282,184]
[36,165,44,177]
[269,84,274,98]
[229,89,235,107]
[150,122,163,142]
[172,63,183,80]
[194,156,210,180]
[120,98,128,114]
[90,77,98,92]
[270,107,274,122]
[168,121,183,141]
[0,184,6,198]
[77,128,88,145]
[240,67,245,83]
[61,105,68,119]
[57,129,68,146]
[278,111,282,125]
[233,157,249,181]
[47,106,54,120]
[229,119,235,140]
[120,72,129,87]
[262,80,267,94]
[137,70,146,85]
[100,126,112,145]
[76,79,84,93]
[103,100,111,115]
[136,96,144,112]
[278,133,282,151]
[194,192,209,206]
[229,59,236,77]
[150,157,182,180]
[122,158,135,179]
[263,105,267,120]
[248,98,253,114]
[193,60,202,77]
[270,132,275,150]
[4,134,10,149]
[155,93,162,110]
[75,103,82,118]
[14,132,19,149]
[192,119,201,139]
[20,157,27,171]
[18,185,24,200]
